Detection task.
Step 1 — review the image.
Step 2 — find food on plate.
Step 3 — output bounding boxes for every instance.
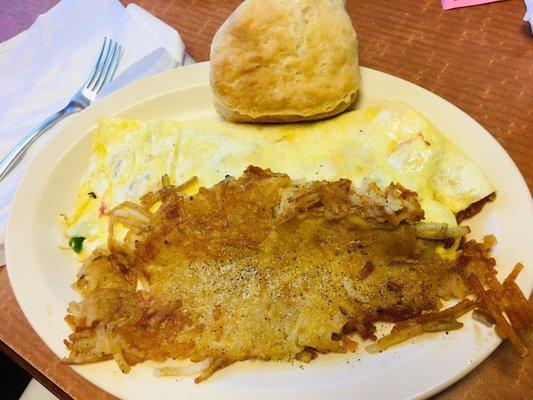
[63,167,531,382]
[210,0,360,122]
[61,102,495,258]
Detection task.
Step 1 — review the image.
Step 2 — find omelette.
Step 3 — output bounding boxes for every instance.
[62,102,494,258]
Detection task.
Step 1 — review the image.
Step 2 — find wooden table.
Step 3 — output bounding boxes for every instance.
[1,1,531,399]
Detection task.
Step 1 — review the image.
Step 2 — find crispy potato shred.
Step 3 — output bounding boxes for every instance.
[63,166,531,382]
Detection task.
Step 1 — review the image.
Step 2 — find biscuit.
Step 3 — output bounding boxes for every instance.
[210,0,360,123]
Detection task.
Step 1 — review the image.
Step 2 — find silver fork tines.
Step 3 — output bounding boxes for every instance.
[0,37,122,181]
[76,37,122,107]
[86,37,112,89]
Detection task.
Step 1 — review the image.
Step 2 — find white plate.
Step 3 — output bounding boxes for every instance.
[6,62,533,400]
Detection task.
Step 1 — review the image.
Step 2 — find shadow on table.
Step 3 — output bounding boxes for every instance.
[0,350,31,400]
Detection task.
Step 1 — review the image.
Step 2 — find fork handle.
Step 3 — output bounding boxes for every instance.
[0,101,83,181]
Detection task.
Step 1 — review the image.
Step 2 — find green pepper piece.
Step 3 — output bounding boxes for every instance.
[69,236,86,253]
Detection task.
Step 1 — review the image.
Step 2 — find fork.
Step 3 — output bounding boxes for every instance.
[0,37,122,181]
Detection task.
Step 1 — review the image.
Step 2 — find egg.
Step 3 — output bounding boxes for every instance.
[63,101,494,257]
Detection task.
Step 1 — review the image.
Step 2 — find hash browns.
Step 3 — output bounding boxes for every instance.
[64,166,531,382]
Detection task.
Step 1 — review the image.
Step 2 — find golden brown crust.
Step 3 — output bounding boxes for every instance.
[63,167,531,380]
[210,0,360,123]
[213,92,357,123]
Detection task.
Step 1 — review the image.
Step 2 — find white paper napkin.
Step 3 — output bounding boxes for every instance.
[0,0,194,264]
[525,1,533,32]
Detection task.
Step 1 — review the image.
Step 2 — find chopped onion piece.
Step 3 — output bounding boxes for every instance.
[415,222,470,240]
[154,360,210,377]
